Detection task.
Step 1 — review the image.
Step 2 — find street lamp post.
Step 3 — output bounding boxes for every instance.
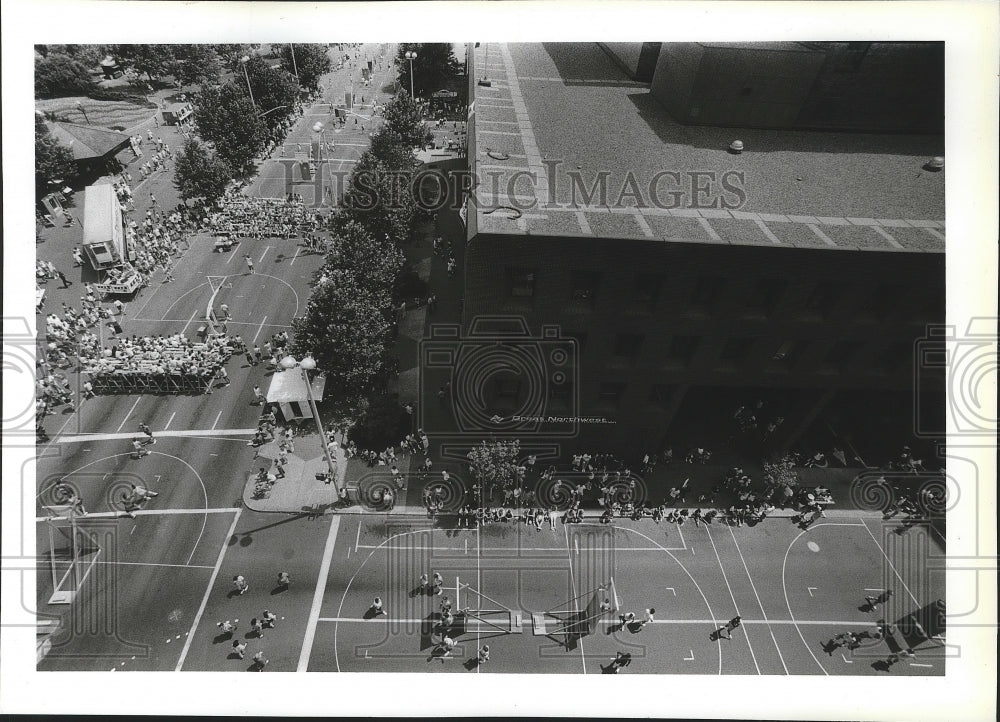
[75,101,91,125]
[312,121,326,203]
[288,43,300,84]
[404,50,418,100]
[279,355,340,490]
[240,55,256,109]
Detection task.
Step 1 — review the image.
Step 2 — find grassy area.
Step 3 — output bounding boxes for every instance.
[36,96,156,129]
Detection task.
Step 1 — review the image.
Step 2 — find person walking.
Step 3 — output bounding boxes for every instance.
[371,597,387,617]
[718,615,742,640]
[245,348,256,366]
[432,571,444,596]
[250,617,264,638]
[138,422,155,444]
[618,611,636,631]
[252,385,265,405]
[865,589,893,612]
[261,610,277,628]
[640,607,656,630]
[252,650,268,669]
[56,270,72,288]
[233,574,249,595]
[220,303,231,320]
[477,645,490,665]
[244,255,255,275]
[131,437,149,459]
[277,571,291,590]
[232,639,247,659]
[217,619,239,635]
[439,635,456,657]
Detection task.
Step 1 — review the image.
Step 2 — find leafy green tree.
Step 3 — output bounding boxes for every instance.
[242,56,299,131]
[348,392,409,450]
[111,44,176,81]
[323,219,405,294]
[170,44,223,87]
[35,114,76,200]
[173,137,232,205]
[278,44,331,92]
[467,440,524,493]
[396,43,460,98]
[193,82,268,174]
[290,268,393,403]
[378,94,432,148]
[214,44,261,74]
[338,150,416,246]
[34,53,96,98]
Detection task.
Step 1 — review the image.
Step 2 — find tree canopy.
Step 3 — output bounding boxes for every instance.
[170,45,223,87]
[35,115,76,201]
[34,53,96,98]
[395,43,461,98]
[241,56,299,131]
[378,94,433,149]
[173,137,232,205]
[467,440,524,491]
[193,82,268,174]
[111,44,176,81]
[278,44,331,93]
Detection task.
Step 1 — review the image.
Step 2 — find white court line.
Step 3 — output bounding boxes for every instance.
[164,412,176,431]
[564,525,587,674]
[46,560,214,570]
[56,429,257,444]
[252,315,268,344]
[861,520,923,607]
[353,543,689,552]
[259,246,270,264]
[180,307,199,336]
[298,516,341,672]
[211,410,223,430]
[175,507,243,671]
[289,246,301,266]
[314,617,881,626]
[115,397,142,433]
[227,242,242,264]
[728,524,789,674]
[705,525,761,674]
[36,507,239,523]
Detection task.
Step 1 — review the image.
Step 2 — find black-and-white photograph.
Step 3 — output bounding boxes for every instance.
[2,2,996,720]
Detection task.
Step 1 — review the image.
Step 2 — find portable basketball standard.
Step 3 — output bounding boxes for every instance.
[532,578,618,639]
[453,578,523,635]
[41,504,102,605]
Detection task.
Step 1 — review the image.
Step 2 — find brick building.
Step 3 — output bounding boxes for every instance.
[455,42,945,457]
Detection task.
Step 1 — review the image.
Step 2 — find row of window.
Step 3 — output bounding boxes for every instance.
[507,268,940,322]
[560,333,911,374]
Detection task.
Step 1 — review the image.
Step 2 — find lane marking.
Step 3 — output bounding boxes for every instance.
[563,525,586,674]
[355,519,362,552]
[211,410,223,430]
[665,587,676,595]
[164,412,176,431]
[841,653,853,664]
[910,662,933,668]
[313,617,882,626]
[36,507,239,523]
[807,223,838,246]
[729,524,788,674]
[808,587,817,597]
[56,429,258,443]
[861,520,922,607]
[289,246,302,266]
[754,219,782,244]
[252,315,268,344]
[46,560,214,570]
[175,506,243,671]
[180,307,199,336]
[259,246,271,264]
[705,525,761,674]
[684,650,695,661]
[227,242,242,264]
[298,516,341,672]
[115,397,142,433]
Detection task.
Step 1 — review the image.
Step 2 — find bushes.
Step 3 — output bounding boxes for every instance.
[35,53,96,98]
[85,87,157,107]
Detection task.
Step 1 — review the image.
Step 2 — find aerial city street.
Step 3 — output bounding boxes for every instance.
[29,40,953,678]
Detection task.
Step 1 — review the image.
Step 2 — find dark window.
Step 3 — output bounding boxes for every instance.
[632,274,664,311]
[823,340,863,373]
[804,282,840,319]
[495,377,521,399]
[719,337,754,366]
[876,342,912,373]
[570,271,601,302]
[649,384,676,407]
[549,377,573,400]
[598,382,626,405]
[689,276,723,311]
[667,336,699,367]
[508,268,536,298]
[745,278,786,316]
[612,333,644,362]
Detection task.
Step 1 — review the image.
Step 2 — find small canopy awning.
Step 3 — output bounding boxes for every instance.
[266,369,326,404]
